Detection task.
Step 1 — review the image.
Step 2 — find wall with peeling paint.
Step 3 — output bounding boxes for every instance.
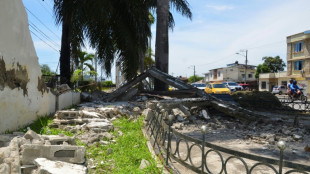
[0,0,61,133]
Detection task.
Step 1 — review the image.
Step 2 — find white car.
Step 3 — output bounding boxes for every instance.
[222,82,243,92]
[191,83,206,90]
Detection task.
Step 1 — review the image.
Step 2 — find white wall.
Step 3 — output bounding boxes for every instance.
[59,92,81,110]
[0,0,80,133]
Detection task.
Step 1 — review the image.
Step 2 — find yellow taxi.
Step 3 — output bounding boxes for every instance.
[204,83,231,94]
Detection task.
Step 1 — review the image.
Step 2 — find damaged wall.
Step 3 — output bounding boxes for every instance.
[0,0,72,133]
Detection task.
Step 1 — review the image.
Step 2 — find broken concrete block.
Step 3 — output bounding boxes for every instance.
[179,105,191,117]
[55,111,81,119]
[177,116,184,122]
[24,130,41,140]
[200,110,210,120]
[81,110,102,118]
[21,144,86,165]
[33,158,87,174]
[57,84,71,92]
[172,108,186,118]
[139,159,150,169]
[32,139,45,145]
[0,135,10,142]
[133,107,141,113]
[0,163,10,174]
[41,135,75,145]
[86,121,113,132]
[142,108,154,121]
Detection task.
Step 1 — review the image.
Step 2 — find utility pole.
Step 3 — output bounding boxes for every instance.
[244,50,248,84]
[236,49,248,84]
[189,65,196,82]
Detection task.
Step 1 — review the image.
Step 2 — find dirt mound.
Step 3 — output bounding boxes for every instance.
[231,91,283,111]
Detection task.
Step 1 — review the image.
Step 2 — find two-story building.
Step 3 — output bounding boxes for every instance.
[204,61,256,83]
[259,30,310,94]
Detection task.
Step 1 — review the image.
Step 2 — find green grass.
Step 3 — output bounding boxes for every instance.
[87,117,162,174]
[17,115,74,137]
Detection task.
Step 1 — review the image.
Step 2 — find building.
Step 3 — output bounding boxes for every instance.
[204,61,256,83]
[259,30,310,94]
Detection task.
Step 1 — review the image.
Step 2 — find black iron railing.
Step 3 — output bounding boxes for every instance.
[146,110,310,174]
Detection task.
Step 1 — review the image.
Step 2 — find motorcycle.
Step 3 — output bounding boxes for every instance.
[288,88,307,102]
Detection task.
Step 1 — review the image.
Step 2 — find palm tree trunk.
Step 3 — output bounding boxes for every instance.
[60,3,72,85]
[154,0,169,91]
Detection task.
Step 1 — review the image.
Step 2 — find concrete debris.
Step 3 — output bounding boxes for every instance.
[142,108,154,121]
[139,159,150,169]
[200,109,210,120]
[33,158,87,174]
[172,108,187,118]
[24,130,42,140]
[0,163,10,174]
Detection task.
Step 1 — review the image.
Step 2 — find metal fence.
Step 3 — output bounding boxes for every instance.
[146,111,310,174]
[278,96,310,111]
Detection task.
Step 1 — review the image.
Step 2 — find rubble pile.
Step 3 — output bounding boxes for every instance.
[0,130,86,174]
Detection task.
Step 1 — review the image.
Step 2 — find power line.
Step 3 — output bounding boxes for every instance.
[36,0,54,18]
[30,29,59,52]
[29,21,61,48]
[25,7,61,40]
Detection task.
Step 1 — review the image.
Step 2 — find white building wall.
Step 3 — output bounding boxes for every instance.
[0,1,80,133]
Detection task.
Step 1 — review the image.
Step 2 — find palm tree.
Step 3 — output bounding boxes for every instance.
[74,50,95,81]
[153,0,192,91]
[54,0,85,85]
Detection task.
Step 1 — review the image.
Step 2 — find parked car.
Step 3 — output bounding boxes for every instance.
[272,85,287,95]
[191,83,206,90]
[222,82,243,92]
[239,83,250,91]
[205,83,231,94]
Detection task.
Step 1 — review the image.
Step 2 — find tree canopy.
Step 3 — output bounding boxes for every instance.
[188,75,204,83]
[53,0,192,84]
[255,56,286,78]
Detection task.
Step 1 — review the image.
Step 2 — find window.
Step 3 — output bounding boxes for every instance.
[261,81,266,89]
[295,42,303,53]
[210,73,213,77]
[295,60,303,70]
[241,74,245,78]
[248,74,253,78]
[218,71,221,77]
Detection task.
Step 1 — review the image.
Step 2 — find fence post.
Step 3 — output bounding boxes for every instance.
[277,140,286,174]
[201,125,207,174]
[166,115,174,166]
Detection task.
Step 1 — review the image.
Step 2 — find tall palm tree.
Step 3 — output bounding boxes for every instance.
[153,0,192,91]
[54,0,85,85]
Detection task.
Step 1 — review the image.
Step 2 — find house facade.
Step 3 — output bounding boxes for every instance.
[204,61,256,83]
[259,30,310,95]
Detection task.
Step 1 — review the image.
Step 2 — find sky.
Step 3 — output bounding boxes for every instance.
[22,0,310,81]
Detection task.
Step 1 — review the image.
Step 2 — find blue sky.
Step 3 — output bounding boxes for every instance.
[23,0,310,81]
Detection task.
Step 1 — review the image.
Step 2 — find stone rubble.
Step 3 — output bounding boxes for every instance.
[1,98,310,173]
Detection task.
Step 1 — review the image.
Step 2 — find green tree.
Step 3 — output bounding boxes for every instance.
[255,56,286,79]
[144,47,155,70]
[262,56,286,72]
[188,75,204,83]
[73,50,95,81]
[40,64,55,76]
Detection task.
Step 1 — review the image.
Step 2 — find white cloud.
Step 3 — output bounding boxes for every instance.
[206,5,234,11]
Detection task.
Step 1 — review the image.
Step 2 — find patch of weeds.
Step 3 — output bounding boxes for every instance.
[4,130,13,134]
[87,117,162,173]
[18,115,74,137]
[17,115,53,134]
[63,104,78,110]
[41,127,74,137]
